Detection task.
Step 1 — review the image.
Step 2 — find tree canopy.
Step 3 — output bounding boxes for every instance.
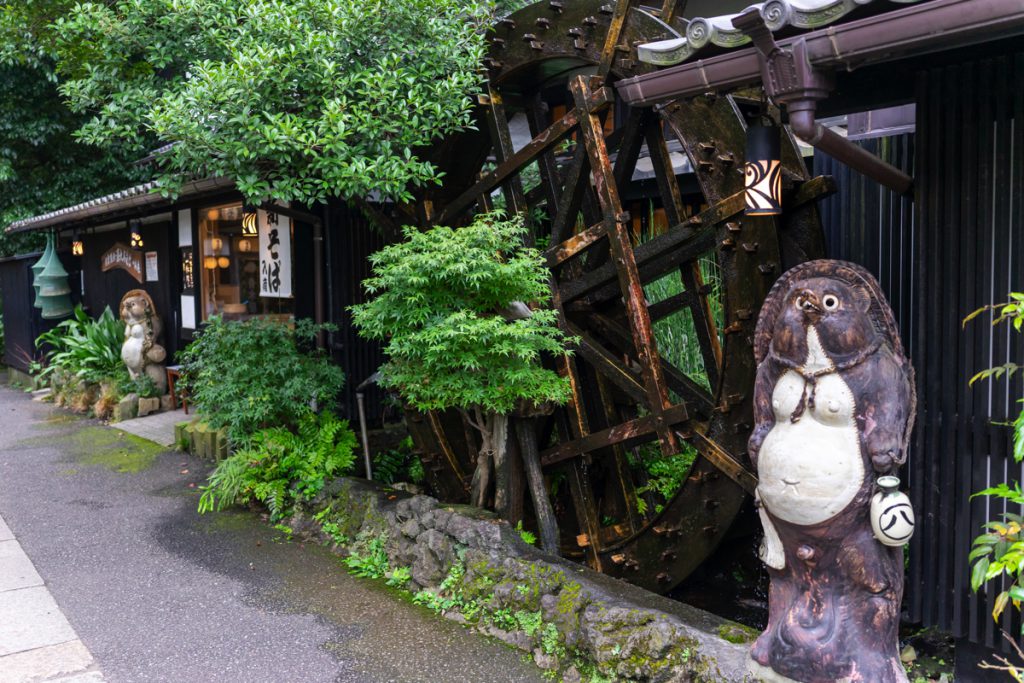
[52,0,494,205]
[0,0,142,256]
[0,0,506,256]
[351,213,572,416]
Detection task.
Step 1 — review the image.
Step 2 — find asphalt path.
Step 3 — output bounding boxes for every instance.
[0,383,545,683]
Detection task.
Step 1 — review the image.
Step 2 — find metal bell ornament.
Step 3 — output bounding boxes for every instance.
[30,233,55,309]
[35,233,73,320]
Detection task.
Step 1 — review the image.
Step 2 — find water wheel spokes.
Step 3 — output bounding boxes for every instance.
[404,0,832,592]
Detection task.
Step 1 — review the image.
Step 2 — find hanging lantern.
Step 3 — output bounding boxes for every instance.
[72,241,84,256]
[210,237,223,252]
[36,233,73,319]
[31,234,54,309]
[241,204,258,236]
[217,256,230,269]
[744,122,782,216]
[203,255,218,270]
[238,238,253,253]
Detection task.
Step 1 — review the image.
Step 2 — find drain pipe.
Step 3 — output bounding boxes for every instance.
[355,371,381,481]
[732,9,913,195]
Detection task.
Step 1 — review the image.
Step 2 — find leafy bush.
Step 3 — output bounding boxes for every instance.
[197,410,357,520]
[35,305,123,385]
[53,0,494,206]
[351,213,573,508]
[967,294,1024,625]
[372,436,425,486]
[343,531,390,579]
[179,317,344,444]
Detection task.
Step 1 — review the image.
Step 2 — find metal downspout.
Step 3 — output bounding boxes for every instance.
[733,9,913,195]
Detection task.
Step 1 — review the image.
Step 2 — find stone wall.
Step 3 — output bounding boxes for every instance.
[290,478,758,682]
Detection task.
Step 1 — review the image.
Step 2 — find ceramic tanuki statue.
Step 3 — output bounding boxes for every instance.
[747,260,916,683]
[120,289,168,394]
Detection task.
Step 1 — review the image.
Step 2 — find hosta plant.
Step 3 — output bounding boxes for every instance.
[35,305,123,385]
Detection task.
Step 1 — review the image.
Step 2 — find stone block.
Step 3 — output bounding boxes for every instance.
[159,394,176,413]
[112,393,139,422]
[137,396,160,417]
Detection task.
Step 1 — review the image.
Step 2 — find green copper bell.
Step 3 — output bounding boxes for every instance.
[30,233,54,309]
[36,232,74,319]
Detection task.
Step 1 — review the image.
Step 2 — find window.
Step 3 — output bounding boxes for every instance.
[197,202,294,321]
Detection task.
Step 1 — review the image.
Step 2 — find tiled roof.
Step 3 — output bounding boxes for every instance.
[4,177,235,234]
[638,0,925,66]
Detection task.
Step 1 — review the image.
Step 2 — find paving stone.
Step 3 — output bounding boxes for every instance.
[0,587,77,657]
[0,540,44,593]
[48,672,106,683]
[0,639,94,683]
[113,408,186,447]
[0,516,12,542]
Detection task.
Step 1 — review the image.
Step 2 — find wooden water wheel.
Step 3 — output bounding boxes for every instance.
[402,0,832,593]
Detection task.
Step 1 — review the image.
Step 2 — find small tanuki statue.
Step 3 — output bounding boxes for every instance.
[120,289,167,394]
[748,260,916,683]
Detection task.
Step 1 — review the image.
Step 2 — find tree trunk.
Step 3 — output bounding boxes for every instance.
[491,414,510,514]
[514,417,559,554]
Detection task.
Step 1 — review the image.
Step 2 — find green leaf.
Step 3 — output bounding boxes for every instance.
[971,557,991,592]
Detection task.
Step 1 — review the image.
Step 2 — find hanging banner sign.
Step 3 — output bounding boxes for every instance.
[100,242,143,283]
[258,204,293,298]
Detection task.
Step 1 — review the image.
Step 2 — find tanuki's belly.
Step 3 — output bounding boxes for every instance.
[757,371,864,526]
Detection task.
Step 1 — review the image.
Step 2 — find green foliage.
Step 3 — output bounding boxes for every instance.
[313,506,351,546]
[179,316,344,444]
[51,0,495,207]
[343,531,390,579]
[35,305,123,385]
[386,565,412,589]
[966,293,1024,623]
[0,3,143,252]
[515,520,536,546]
[351,214,573,416]
[197,410,357,520]
[631,442,698,516]
[372,436,424,486]
[642,252,722,393]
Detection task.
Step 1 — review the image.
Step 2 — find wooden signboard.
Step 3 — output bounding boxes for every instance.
[101,242,143,283]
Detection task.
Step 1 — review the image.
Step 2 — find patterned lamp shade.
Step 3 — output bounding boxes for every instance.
[744,123,782,216]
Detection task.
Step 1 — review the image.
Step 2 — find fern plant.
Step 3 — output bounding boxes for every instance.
[198,410,357,520]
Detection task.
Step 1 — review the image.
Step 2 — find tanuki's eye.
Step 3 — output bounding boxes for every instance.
[823,295,839,311]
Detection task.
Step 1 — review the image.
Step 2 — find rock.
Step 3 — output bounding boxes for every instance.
[399,519,422,540]
[396,495,436,520]
[160,394,176,412]
[411,540,445,586]
[532,648,558,670]
[113,393,139,422]
[900,644,917,664]
[137,396,161,417]
[561,665,582,683]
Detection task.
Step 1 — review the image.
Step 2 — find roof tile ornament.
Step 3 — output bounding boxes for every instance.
[637,0,923,66]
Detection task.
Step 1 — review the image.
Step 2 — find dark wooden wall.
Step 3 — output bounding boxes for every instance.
[325,202,389,425]
[813,50,1024,652]
[0,250,83,372]
[78,221,180,360]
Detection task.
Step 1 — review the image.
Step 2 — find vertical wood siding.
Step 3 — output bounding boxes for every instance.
[812,51,1024,651]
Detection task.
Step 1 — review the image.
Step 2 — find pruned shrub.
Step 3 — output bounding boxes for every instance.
[179,317,344,444]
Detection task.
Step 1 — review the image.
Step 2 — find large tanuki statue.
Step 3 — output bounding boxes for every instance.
[120,289,168,394]
[748,260,915,683]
